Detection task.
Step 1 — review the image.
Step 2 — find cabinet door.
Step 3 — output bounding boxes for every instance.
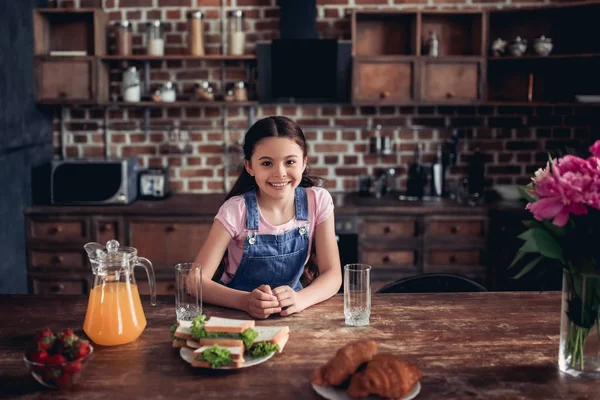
[92,217,125,245]
[128,219,212,270]
[31,278,88,294]
[421,61,480,102]
[353,60,414,104]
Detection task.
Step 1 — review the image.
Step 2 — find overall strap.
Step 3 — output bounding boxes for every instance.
[294,186,309,222]
[244,189,260,231]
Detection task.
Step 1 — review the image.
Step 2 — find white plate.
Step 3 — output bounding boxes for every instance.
[180,347,275,369]
[311,381,421,400]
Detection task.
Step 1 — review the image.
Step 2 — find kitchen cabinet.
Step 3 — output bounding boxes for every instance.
[25,195,495,295]
[357,213,488,291]
[128,218,212,270]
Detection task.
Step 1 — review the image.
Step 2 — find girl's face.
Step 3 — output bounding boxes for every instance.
[245,137,307,200]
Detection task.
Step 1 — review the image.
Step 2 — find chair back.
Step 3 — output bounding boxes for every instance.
[376,273,488,294]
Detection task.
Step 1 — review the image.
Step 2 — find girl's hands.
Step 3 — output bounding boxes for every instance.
[245,285,281,319]
[273,285,305,317]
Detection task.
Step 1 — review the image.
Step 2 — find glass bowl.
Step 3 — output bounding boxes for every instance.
[23,345,94,389]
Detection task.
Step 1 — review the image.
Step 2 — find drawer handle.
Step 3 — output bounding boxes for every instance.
[382,255,390,263]
[167,283,175,291]
[380,91,390,99]
[50,284,65,293]
[446,92,454,99]
[383,226,391,234]
[48,226,63,235]
[51,255,64,265]
[449,255,457,264]
[100,224,112,233]
[450,226,459,234]
[58,91,67,99]
[165,225,176,233]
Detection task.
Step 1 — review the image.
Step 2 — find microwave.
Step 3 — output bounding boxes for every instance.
[50,158,139,205]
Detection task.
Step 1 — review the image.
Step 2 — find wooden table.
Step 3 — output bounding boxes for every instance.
[0,292,595,399]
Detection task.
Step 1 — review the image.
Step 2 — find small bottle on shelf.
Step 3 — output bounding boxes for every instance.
[114,21,133,56]
[227,10,246,56]
[426,31,439,57]
[187,11,205,56]
[146,21,165,56]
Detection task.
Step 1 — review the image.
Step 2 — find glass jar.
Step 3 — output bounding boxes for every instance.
[227,10,245,55]
[122,66,141,102]
[187,11,205,56]
[146,20,164,56]
[157,81,176,103]
[233,81,248,102]
[193,81,214,101]
[114,21,132,56]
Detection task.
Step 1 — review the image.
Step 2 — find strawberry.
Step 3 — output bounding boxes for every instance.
[63,360,82,375]
[34,328,56,351]
[29,349,49,364]
[59,328,78,349]
[46,354,66,367]
[54,372,72,389]
[69,339,91,360]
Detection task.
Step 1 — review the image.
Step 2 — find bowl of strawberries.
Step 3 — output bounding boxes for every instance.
[23,328,93,389]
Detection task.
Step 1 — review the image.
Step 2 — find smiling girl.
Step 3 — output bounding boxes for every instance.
[193,116,342,319]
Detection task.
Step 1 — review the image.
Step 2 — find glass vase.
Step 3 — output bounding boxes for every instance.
[559,270,600,378]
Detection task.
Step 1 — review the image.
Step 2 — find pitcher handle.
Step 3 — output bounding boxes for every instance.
[136,256,156,306]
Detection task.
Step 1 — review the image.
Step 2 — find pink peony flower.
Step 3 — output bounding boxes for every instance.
[589,140,600,159]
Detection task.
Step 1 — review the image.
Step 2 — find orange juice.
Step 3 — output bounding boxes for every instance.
[83,282,146,346]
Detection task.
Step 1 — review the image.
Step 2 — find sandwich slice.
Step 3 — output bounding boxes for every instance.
[171,322,189,348]
[191,315,258,349]
[173,320,193,341]
[191,344,245,368]
[248,326,290,357]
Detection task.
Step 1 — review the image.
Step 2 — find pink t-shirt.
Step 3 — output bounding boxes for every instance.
[215,186,334,284]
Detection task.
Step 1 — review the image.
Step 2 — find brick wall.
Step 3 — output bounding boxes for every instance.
[52,0,599,193]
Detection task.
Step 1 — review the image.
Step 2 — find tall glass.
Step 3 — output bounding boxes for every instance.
[174,263,202,322]
[344,264,371,326]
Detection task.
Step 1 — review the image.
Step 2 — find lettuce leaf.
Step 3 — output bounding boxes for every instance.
[170,324,177,340]
[199,345,232,369]
[249,342,279,357]
[191,315,219,340]
[240,328,258,348]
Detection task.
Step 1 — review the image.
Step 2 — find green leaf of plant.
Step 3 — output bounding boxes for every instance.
[517,239,539,254]
[518,185,537,203]
[548,154,554,173]
[531,228,564,263]
[509,250,527,269]
[513,256,543,279]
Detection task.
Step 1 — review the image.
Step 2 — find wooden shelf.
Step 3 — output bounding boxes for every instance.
[101,55,256,61]
[36,8,100,14]
[105,101,258,108]
[488,53,600,61]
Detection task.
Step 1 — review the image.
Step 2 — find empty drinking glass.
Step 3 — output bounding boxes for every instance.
[174,263,202,322]
[344,264,371,326]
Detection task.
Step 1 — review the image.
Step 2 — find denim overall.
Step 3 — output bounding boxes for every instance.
[226,187,309,293]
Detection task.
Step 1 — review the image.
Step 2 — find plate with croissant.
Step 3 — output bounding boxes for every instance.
[310,340,422,400]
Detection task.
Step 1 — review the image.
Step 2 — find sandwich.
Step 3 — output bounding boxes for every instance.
[191,344,245,369]
[248,325,290,356]
[190,315,258,349]
[171,320,192,348]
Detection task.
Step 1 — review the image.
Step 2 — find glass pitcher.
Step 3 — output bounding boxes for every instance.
[83,240,156,346]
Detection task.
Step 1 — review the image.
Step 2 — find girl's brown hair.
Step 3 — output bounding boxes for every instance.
[215,116,323,286]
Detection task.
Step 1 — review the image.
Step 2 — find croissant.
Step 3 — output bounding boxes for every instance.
[347,353,422,399]
[310,339,378,386]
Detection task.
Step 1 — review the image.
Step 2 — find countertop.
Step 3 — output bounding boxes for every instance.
[24,192,527,216]
[0,292,593,399]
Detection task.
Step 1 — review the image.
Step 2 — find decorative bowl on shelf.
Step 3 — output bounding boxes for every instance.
[490,38,507,56]
[533,36,553,56]
[23,345,94,389]
[509,37,527,57]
